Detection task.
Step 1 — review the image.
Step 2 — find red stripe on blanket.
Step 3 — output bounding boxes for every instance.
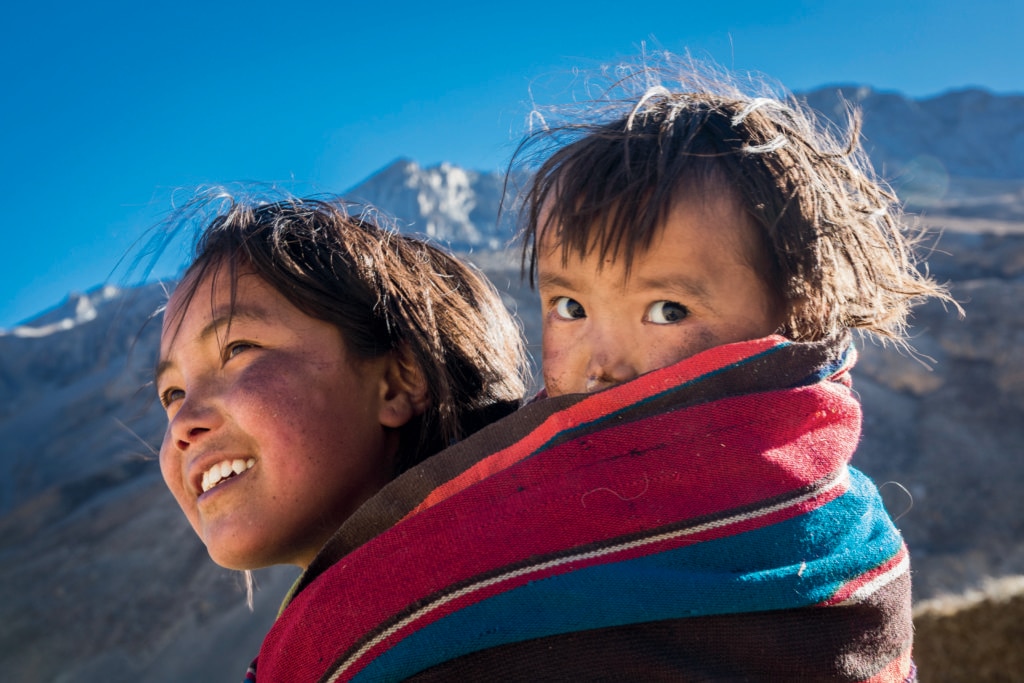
[823,543,911,606]
[863,645,915,682]
[406,336,788,518]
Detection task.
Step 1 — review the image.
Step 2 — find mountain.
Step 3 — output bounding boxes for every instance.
[802,86,1024,220]
[351,88,1024,247]
[1,87,1023,681]
[803,86,1024,182]
[344,158,527,250]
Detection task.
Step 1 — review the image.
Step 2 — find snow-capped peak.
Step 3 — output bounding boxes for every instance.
[3,285,122,338]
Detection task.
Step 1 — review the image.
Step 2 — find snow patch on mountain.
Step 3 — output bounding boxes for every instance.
[0,283,167,422]
[2,285,123,338]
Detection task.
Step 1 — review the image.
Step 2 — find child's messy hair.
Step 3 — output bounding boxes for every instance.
[163,194,527,472]
[513,52,953,343]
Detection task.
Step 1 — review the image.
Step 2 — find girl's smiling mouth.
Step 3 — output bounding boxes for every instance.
[200,458,256,493]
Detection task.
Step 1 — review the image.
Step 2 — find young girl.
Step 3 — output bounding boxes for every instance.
[154,197,527,671]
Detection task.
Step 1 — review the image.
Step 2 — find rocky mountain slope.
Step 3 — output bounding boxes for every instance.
[344,159,526,251]
[1,86,1022,681]
[804,86,1024,181]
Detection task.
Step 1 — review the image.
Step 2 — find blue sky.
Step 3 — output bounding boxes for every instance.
[2,0,1021,328]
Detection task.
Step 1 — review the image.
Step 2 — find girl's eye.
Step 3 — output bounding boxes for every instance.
[647,301,688,324]
[224,341,256,361]
[553,296,586,320]
[160,387,185,408]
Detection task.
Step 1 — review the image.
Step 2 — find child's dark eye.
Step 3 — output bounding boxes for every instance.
[553,296,586,320]
[647,301,688,324]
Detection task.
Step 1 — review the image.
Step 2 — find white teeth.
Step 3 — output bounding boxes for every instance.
[200,458,256,493]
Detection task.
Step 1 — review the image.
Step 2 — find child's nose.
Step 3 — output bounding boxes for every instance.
[584,331,640,392]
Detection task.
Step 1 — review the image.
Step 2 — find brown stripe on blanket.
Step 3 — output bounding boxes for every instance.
[403,571,913,683]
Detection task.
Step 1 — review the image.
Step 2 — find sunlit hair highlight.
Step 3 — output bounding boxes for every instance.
[162,194,527,473]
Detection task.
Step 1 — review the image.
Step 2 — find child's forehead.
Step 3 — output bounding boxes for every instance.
[537,188,757,264]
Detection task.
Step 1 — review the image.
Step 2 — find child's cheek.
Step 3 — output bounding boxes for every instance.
[540,341,572,397]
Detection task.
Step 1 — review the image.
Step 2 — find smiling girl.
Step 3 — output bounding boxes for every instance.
[157,198,527,574]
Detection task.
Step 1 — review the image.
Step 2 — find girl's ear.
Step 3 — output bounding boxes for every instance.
[378,349,430,428]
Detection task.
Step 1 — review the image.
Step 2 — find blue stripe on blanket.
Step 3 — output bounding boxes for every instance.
[351,468,903,682]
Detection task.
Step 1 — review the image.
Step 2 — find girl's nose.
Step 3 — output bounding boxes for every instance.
[167,390,223,451]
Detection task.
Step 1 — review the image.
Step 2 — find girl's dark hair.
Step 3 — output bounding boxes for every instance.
[514,55,954,343]
[164,195,527,472]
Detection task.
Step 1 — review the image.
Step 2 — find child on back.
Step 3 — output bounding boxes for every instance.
[519,75,946,398]
[501,60,952,679]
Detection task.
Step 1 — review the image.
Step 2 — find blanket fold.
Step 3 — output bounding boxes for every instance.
[254,334,914,682]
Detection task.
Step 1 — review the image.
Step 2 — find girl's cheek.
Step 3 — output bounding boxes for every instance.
[158,440,187,506]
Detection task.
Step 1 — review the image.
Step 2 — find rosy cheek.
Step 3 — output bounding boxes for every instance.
[661,344,692,368]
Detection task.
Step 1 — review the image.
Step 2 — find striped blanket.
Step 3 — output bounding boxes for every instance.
[251,334,914,682]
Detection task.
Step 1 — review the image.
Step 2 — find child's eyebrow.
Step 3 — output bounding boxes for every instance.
[538,271,713,305]
[634,274,712,303]
[153,307,272,386]
[536,272,576,290]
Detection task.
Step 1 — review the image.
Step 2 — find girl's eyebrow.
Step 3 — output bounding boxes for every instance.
[154,306,272,386]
